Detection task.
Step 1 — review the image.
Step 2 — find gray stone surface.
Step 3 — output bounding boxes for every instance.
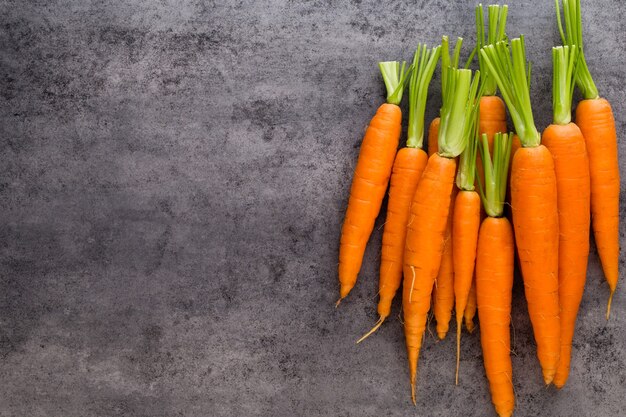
[0,1,625,416]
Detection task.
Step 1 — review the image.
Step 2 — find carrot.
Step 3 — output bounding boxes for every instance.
[358,45,441,342]
[428,117,440,155]
[540,45,591,388]
[452,100,481,383]
[476,131,515,417]
[338,61,411,302]
[433,185,457,340]
[464,275,477,332]
[557,0,620,318]
[482,37,561,385]
[403,36,481,403]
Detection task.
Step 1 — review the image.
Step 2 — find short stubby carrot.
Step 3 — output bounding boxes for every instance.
[476,216,515,417]
[403,153,456,402]
[510,145,561,384]
[576,98,620,318]
[338,103,401,299]
[433,186,457,339]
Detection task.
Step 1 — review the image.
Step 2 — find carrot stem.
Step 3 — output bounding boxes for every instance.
[552,45,578,125]
[479,132,512,217]
[556,0,599,99]
[379,61,412,106]
[476,4,509,96]
[480,37,540,148]
[407,45,441,149]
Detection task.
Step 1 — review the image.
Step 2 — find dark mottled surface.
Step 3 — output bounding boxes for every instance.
[1,1,625,416]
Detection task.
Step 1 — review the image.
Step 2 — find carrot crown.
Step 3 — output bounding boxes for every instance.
[556,0,599,100]
[478,131,512,217]
[379,61,412,106]
[438,36,481,158]
[552,45,578,125]
[456,95,481,190]
[480,37,540,148]
[407,44,441,149]
[476,4,508,96]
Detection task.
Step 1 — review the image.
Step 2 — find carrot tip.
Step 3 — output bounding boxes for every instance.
[410,383,416,406]
[606,290,615,320]
[543,374,554,385]
[437,331,447,340]
[335,298,342,308]
[356,316,385,344]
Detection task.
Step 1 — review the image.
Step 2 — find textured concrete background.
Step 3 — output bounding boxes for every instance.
[1,1,625,416]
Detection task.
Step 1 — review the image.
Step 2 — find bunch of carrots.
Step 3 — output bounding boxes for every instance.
[336,2,620,416]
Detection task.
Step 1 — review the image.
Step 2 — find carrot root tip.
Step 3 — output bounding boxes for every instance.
[356,316,385,344]
[606,290,615,320]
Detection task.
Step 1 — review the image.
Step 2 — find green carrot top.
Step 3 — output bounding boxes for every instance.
[476,3,509,96]
[478,131,512,218]
[552,45,578,125]
[438,36,481,158]
[379,61,412,106]
[480,37,540,148]
[456,101,481,191]
[406,44,441,149]
[556,0,599,100]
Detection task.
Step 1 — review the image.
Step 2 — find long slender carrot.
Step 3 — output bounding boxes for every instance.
[542,45,591,388]
[464,278,477,332]
[358,45,441,342]
[403,37,481,403]
[433,185,457,340]
[453,101,481,384]
[338,62,411,302]
[476,131,515,417]
[482,37,561,385]
[558,0,620,318]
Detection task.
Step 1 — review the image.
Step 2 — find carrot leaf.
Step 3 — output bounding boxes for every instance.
[379,61,412,105]
[552,45,578,125]
[407,44,441,149]
[480,37,540,148]
[556,0,599,100]
[478,131,512,217]
[456,94,481,190]
[476,4,509,96]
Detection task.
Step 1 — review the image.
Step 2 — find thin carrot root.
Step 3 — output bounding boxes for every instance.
[411,382,416,406]
[335,298,342,308]
[455,317,462,385]
[356,316,386,344]
[606,290,615,320]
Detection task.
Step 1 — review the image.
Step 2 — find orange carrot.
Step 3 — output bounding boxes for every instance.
[542,46,591,388]
[428,117,440,155]
[338,62,410,302]
[358,45,440,341]
[482,37,561,384]
[403,37,481,402]
[557,0,620,318]
[476,132,515,417]
[452,102,481,383]
[433,185,457,340]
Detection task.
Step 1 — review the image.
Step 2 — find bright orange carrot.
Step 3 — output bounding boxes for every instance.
[476,132,515,417]
[358,45,440,342]
[541,46,591,388]
[557,0,620,317]
[428,117,440,155]
[403,37,481,403]
[452,103,481,383]
[433,185,457,340]
[464,277,477,333]
[338,62,410,302]
[482,37,561,384]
